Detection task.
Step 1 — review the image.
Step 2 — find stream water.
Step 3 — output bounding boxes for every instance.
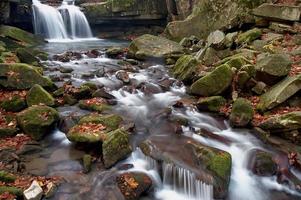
[23,38,301,200]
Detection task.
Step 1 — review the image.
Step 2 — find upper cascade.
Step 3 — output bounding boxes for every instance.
[32,0,93,40]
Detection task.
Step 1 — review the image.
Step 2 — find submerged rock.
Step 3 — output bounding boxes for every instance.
[128,34,183,60]
[17,105,59,140]
[102,129,132,168]
[190,64,233,96]
[257,75,301,112]
[0,63,55,90]
[26,84,55,107]
[230,98,254,127]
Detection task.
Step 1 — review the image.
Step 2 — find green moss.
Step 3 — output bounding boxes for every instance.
[237,28,262,45]
[0,171,16,183]
[197,96,227,112]
[0,96,26,112]
[79,113,122,130]
[208,152,232,180]
[16,48,40,66]
[67,124,106,143]
[172,55,200,83]
[0,186,22,196]
[79,99,111,112]
[17,105,59,140]
[26,84,55,107]
[83,154,92,173]
[0,52,20,63]
[0,127,18,138]
[102,129,132,168]
[230,98,254,127]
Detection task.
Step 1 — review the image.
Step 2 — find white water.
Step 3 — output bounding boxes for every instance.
[32,0,93,40]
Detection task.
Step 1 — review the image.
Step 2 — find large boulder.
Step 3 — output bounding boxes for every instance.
[16,48,40,66]
[250,150,277,177]
[0,63,55,90]
[26,84,55,107]
[252,4,301,22]
[172,54,201,83]
[190,64,233,96]
[102,129,132,168]
[230,98,254,127]
[128,34,183,60]
[257,75,301,112]
[17,105,59,140]
[259,111,301,132]
[164,0,267,41]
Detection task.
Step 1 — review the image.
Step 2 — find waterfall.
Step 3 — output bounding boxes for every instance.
[32,0,93,40]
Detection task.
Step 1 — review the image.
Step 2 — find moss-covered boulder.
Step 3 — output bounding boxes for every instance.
[172,55,201,83]
[26,84,55,107]
[0,52,20,63]
[255,53,292,78]
[0,25,43,46]
[0,114,18,138]
[102,129,132,168]
[196,96,227,112]
[257,75,301,112]
[128,34,183,60]
[16,48,40,66]
[259,111,301,132]
[230,98,254,127]
[190,64,233,96]
[0,96,26,112]
[236,28,262,45]
[17,105,59,140]
[0,63,55,90]
[79,97,110,112]
[79,113,122,130]
[250,150,277,176]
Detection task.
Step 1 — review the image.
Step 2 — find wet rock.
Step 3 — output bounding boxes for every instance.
[139,82,162,95]
[81,72,95,79]
[255,53,292,83]
[251,150,277,177]
[0,96,26,112]
[95,67,105,77]
[92,88,116,99]
[49,74,63,82]
[83,154,92,173]
[63,94,78,106]
[128,34,183,60]
[172,55,201,83]
[79,97,110,112]
[259,111,301,133]
[190,64,233,96]
[257,75,301,112]
[102,129,132,168]
[106,47,124,58]
[158,78,175,91]
[236,28,262,45]
[0,126,18,139]
[53,51,82,62]
[224,32,238,48]
[230,98,254,127]
[0,63,55,90]
[23,180,43,200]
[252,4,301,22]
[116,70,130,84]
[86,49,100,58]
[26,84,55,107]
[196,96,227,112]
[17,105,59,140]
[79,113,123,131]
[116,172,152,200]
[59,67,73,73]
[58,113,83,133]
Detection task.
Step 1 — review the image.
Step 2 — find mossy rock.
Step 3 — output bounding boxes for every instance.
[16,48,40,66]
[0,96,26,112]
[196,96,227,112]
[72,85,93,100]
[0,63,55,90]
[0,25,43,46]
[230,98,254,127]
[251,150,277,176]
[0,51,20,63]
[236,28,262,45]
[0,171,16,183]
[67,123,107,143]
[0,44,6,53]
[257,75,301,112]
[26,84,55,107]
[0,127,18,138]
[0,186,22,196]
[172,55,201,83]
[190,64,233,96]
[79,98,111,112]
[102,129,132,168]
[79,113,123,130]
[83,154,92,173]
[17,105,59,140]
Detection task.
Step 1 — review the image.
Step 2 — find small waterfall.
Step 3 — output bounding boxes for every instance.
[162,163,213,200]
[32,0,93,40]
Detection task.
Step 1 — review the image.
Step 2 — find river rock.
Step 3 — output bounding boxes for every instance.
[259,111,301,132]
[116,172,152,200]
[17,105,59,140]
[250,150,277,177]
[255,53,292,82]
[23,180,43,200]
[0,63,55,90]
[190,64,233,96]
[230,98,254,127]
[16,48,40,66]
[92,88,115,99]
[172,54,202,83]
[106,47,124,58]
[196,96,227,112]
[128,34,183,60]
[83,154,92,173]
[116,70,130,84]
[79,97,110,112]
[257,75,301,112]
[102,129,132,168]
[252,3,301,22]
[0,95,26,112]
[26,84,55,107]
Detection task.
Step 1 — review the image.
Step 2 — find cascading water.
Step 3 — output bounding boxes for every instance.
[32,0,93,40]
